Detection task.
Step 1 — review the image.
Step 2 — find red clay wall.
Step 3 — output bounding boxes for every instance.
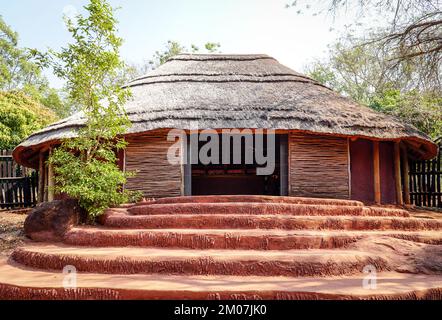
[380,142,396,204]
[350,139,397,204]
[350,139,374,203]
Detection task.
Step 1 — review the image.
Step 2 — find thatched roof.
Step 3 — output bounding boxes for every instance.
[13,54,437,166]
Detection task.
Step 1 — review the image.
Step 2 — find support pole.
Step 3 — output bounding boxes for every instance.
[44,157,48,202]
[38,151,45,203]
[401,144,411,205]
[183,134,192,196]
[47,149,54,202]
[280,134,288,196]
[373,141,381,204]
[394,142,403,205]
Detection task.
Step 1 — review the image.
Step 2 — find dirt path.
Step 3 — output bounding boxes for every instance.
[0,210,29,258]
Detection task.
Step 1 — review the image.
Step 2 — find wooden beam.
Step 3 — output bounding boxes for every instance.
[47,149,54,202]
[401,144,411,205]
[44,157,48,202]
[373,141,381,204]
[180,133,192,196]
[394,142,403,205]
[37,152,45,203]
[279,134,288,196]
[347,138,352,199]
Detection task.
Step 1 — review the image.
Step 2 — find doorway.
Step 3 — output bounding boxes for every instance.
[184,133,288,196]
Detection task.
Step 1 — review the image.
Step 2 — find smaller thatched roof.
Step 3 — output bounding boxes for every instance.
[13,54,438,167]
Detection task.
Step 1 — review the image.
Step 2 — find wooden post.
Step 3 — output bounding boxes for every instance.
[38,152,45,203]
[401,144,411,205]
[279,134,288,196]
[182,133,192,196]
[373,141,381,204]
[44,159,48,202]
[347,138,352,199]
[47,149,54,202]
[394,142,403,205]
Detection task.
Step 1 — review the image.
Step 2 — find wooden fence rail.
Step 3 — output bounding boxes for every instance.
[0,150,38,209]
[409,141,442,208]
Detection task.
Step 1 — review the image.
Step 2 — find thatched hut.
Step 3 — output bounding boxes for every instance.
[13,54,438,205]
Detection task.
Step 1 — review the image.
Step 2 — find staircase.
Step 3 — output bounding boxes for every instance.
[1,195,441,300]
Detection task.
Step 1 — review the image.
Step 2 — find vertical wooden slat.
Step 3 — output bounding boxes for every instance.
[289,133,349,199]
[47,149,54,202]
[437,150,441,207]
[419,161,423,206]
[125,131,182,198]
[287,133,292,196]
[44,156,48,202]
[279,134,288,196]
[422,159,427,206]
[394,142,403,205]
[38,152,45,203]
[430,158,435,207]
[373,141,381,204]
[347,138,352,199]
[183,135,192,196]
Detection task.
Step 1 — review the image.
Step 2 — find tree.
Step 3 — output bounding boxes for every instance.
[128,40,221,77]
[306,34,442,139]
[46,0,140,219]
[0,15,73,118]
[288,0,441,90]
[0,16,40,90]
[0,91,58,149]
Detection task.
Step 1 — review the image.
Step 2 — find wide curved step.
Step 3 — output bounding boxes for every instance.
[103,213,442,231]
[128,202,409,217]
[0,260,440,300]
[11,245,389,277]
[64,227,442,249]
[144,195,364,206]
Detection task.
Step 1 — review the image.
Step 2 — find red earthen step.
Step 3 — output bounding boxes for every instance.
[142,195,364,206]
[103,213,442,231]
[128,202,409,217]
[64,227,442,250]
[0,260,441,300]
[11,245,389,277]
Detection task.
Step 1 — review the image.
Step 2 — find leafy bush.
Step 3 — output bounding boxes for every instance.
[0,91,58,149]
[49,143,135,219]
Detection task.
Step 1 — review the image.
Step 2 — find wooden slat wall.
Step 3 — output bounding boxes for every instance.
[289,133,350,199]
[125,132,181,198]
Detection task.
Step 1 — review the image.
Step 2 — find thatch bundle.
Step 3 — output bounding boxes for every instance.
[13,54,437,166]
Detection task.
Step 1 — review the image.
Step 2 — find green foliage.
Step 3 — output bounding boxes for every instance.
[145,40,221,71]
[122,41,221,81]
[46,0,136,219]
[0,15,73,118]
[149,40,186,68]
[369,89,442,140]
[0,91,58,149]
[0,16,39,90]
[306,34,442,139]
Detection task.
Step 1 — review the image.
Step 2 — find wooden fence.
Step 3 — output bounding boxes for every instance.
[409,140,442,208]
[0,150,38,209]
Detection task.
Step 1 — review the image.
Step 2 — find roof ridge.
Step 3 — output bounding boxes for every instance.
[129,72,317,84]
[123,77,329,90]
[167,53,274,62]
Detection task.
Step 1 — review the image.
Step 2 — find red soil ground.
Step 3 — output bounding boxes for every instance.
[0,197,441,300]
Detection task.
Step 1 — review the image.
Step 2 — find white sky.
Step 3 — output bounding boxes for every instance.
[1,0,381,88]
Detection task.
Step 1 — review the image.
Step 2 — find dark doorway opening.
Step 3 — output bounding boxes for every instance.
[187,133,288,196]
